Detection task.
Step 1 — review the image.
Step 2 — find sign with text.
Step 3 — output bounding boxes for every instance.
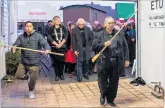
[29,12,46,15]
[151,0,163,10]
[148,14,165,28]
[18,2,63,22]
[139,0,165,88]
[148,0,164,28]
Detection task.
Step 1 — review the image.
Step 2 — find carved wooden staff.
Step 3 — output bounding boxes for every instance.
[92,9,138,63]
[0,44,64,56]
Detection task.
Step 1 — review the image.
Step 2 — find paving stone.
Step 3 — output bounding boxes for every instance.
[1,72,163,107]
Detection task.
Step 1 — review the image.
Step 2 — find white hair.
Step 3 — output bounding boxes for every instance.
[86,21,93,31]
[104,16,114,23]
[76,18,85,25]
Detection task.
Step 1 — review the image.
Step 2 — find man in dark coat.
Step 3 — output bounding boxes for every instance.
[72,18,93,82]
[44,20,53,38]
[92,16,129,107]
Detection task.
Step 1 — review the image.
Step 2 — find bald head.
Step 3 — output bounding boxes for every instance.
[104,16,115,31]
[77,18,85,29]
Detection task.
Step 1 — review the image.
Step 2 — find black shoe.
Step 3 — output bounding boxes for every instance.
[130,77,141,86]
[84,75,89,80]
[138,77,146,86]
[60,75,64,80]
[108,102,117,107]
[130,77,140,84]
[100,96,105,105]
[130,77,146,86]
[77,78,82,82]
[55,76,59,81]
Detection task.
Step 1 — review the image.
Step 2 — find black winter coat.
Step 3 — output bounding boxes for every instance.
[92,29,129,77]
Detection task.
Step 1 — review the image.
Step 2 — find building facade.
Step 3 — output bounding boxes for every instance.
[0,0,18,79]
[61,5,106,26]
[85,3,117,19]
[0,0,8,79]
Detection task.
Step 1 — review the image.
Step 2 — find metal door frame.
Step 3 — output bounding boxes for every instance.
[135,0,141,78]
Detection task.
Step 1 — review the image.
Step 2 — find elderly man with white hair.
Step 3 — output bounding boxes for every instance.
[92,16,129,107]
[72,18,93,82]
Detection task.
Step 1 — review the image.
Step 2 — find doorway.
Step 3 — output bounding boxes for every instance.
[17,22,46,36]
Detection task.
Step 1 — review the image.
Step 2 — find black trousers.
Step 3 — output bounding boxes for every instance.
[97,58,119,102]
[51,48,65,77]
[88,58,95,72]
[129,41,136,64]
[53,59,65,77]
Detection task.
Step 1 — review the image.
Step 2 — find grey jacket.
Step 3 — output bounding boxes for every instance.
[72,26,93,61]
[13,31,50,66]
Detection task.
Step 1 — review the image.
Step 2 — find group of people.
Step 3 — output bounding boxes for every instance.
[44,16,93,82]
[12,15,130,107]
[124,23,136,66]
[43,16,104,82]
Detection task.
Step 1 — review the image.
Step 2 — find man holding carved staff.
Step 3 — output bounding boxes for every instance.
[92,16,129,107]
[12,21,50,99]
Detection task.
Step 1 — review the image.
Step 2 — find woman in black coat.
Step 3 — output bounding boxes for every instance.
[47,16,68,81]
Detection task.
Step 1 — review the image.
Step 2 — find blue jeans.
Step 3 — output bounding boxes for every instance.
[76,59,89,79]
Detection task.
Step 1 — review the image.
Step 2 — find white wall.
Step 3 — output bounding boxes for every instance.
[9,0,18,45]
[3,0,9,47]
[138,0,164,87]
[163,0,165,95]
[0,0,17,79]
[0,0,7,79]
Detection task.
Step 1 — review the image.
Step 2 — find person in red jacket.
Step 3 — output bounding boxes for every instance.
[65,22,76,78]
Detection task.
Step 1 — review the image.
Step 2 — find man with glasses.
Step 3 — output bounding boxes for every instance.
[92,16,129,107]
[72,18,93,82]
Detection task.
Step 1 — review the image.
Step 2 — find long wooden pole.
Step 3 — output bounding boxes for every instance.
[92,9,139,63]
[0,44,64,56]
